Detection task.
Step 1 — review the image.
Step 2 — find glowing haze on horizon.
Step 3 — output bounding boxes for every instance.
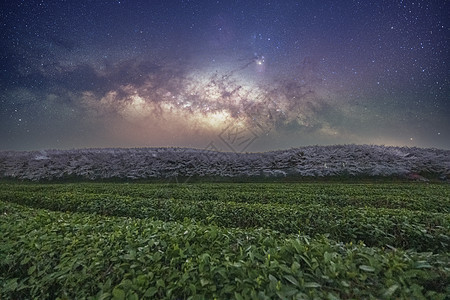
[1,0,449,151]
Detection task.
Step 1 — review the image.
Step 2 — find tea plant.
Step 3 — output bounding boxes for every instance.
[1,182,449,299]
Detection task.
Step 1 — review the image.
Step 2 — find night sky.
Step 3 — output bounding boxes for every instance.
[1,0,449,152]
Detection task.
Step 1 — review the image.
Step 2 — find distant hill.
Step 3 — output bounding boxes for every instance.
[0,145,449,181]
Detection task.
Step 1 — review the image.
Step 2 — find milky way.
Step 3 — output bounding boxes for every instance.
[1,1,449,151]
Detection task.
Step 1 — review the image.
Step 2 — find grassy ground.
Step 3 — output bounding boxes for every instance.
[1,182,449,299]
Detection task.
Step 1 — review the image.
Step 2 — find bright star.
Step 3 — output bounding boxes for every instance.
[256,55,265,65]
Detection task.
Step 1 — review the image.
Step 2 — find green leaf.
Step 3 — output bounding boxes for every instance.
[340,280,350,287]
[327,292,341,300]
[112,287,125,300]
[414,261,432,269]
[136,275,147,285]
[98,293,111,300]
[222,284,235,293]
[156,279,165,288]
[359,265,375,272]
[20,256,31,265]
[304,282,321,288]
[27,265,36,275]
[291,261,300,272]
[234,292,244,300]
[144,287,158,297]
[3,278,18,292]
[283,275,299,287]
[383,284,399,297]
[200,278,210,286]
[127,292,139,300]
[280,285,298,297]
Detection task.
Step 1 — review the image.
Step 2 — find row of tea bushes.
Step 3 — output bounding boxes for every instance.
[1,200,449,299]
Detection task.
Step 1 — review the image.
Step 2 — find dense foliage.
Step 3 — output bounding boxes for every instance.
[1,145,449,181]
[1,182,449,299]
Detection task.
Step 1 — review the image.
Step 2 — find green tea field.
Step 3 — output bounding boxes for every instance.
[1,182,449,299]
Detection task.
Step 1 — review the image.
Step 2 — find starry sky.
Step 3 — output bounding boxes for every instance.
[1,0,449,152]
